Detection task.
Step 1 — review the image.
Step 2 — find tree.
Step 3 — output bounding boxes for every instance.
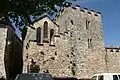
[0,0,76,28]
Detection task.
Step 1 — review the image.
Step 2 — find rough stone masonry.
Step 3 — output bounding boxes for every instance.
[1,4,120,80]
[23,5,107,78]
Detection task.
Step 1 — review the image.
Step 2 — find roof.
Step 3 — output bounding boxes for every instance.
[32,14,50,24]
[0,20,15,30]
[31,14,59,27]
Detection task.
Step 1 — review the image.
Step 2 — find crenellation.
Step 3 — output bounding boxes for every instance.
[94,13,98,16]
[84,7,88,10]
[76,5,80,7]
[90,10,95,12]
[88,11,92,14]
[80,9,85,12]
[97,11,101,14]
[72,6,77,10]
[63,2,72,7]
[105,47,120,52]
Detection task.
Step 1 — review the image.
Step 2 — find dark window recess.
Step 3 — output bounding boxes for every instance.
[88,38,92,48]
[70,20,74,25]
[86,20,90,29]
[43,21,48,38]
[78,38,81,40]
[50,29,54,45]
[36,27,41,43]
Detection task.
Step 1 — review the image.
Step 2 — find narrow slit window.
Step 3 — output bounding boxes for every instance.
[70,20,74,25]
[36,27,41,43]
[86,20,90,29]
[88,38,92,48]
[88,39,90,48]
[50,29,54,45]
[43,21,48,38]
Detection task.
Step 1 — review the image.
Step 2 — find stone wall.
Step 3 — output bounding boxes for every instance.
[0,23,23,80]
[23,6,106,79]
[105,47,120,73]
[5,26,23,80]
[55,6,106,78]
[0,24,8,78]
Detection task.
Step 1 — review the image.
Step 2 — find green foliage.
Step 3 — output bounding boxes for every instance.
[0,0,77,39]
[0,0,77,28]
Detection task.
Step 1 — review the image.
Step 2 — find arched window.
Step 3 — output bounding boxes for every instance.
[50,29,54,45]
[43,21,48,38]
[88,38,92,48]
[36,27,41,43]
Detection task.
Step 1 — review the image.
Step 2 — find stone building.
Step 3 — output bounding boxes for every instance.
[23,5,107,78]
[0,21,23,80]
[1,4,120,80]
[105,47,120,73]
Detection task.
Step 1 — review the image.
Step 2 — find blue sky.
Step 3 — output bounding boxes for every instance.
[16,0,120,46]
[71,0,120,46]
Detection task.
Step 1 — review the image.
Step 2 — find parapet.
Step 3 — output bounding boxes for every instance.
[105,46,120,52]
[54,2,102,21]
[61,3,101,17]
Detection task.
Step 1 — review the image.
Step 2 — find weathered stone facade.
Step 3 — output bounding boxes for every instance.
[105,47,120,73]
[0,21,23,80]
[1,4,120,80]
[23,6,107,78]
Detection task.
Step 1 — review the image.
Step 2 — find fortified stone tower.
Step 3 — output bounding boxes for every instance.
[23,5,107,78]
[55,5,106,78]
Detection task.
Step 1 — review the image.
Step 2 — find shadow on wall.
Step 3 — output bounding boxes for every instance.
[4,26,23,80]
